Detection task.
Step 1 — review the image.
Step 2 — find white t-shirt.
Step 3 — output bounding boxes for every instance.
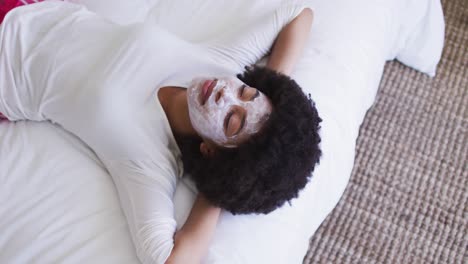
[0,2,312,263]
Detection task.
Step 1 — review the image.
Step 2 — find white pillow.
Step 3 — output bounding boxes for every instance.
[66,0,444,77]
[394,0,445,76]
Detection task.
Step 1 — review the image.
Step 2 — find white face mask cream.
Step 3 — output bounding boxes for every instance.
[187,76,272,147]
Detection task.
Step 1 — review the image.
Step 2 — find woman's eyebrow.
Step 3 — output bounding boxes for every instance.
[239,84,246,96]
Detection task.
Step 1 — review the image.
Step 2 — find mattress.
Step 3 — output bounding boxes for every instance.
[0,0,444,263]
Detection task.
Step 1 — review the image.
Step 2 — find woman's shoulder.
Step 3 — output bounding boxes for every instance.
[3,1,87,25]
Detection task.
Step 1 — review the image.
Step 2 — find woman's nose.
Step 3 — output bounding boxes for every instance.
[215,89,224,104]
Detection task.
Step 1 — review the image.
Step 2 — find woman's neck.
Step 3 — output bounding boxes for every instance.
[157,87,198,137]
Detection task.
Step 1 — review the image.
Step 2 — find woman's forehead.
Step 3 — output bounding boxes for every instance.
[218,76,243,84]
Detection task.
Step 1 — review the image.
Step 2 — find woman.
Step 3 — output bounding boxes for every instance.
[0,1,320,263]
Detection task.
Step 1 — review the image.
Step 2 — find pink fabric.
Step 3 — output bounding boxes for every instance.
[0,0,43,24]
[0,112,8,121]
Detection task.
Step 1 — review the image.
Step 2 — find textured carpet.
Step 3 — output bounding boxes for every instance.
[303,0,467,263]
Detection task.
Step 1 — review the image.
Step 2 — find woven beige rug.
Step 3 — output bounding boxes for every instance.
[304,0,467,263]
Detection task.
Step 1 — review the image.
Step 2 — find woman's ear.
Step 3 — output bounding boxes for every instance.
[200,142,216,158]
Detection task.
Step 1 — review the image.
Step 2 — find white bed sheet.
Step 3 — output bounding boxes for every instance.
[0,0,444,263]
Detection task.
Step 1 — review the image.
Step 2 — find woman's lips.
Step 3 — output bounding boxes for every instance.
[200,79,217,105]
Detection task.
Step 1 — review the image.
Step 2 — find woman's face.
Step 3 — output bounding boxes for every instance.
[187,76,272,147]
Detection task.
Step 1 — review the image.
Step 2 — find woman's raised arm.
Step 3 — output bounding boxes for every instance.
[205,1,314,74]
[266,8,313,75]
[165,194,221,264]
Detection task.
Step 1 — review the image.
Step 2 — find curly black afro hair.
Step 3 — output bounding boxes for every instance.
[177,65,322,215]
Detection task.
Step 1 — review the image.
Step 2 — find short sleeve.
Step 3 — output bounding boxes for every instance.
[203,1,314,73]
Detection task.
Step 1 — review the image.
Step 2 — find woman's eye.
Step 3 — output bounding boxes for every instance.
[239,85,259,100]
[224,111,234,131]
[224,110,242,137]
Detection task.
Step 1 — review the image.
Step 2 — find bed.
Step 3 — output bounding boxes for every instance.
[0,0,444,263]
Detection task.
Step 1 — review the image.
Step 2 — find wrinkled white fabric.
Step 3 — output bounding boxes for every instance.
[0,1,313,263]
